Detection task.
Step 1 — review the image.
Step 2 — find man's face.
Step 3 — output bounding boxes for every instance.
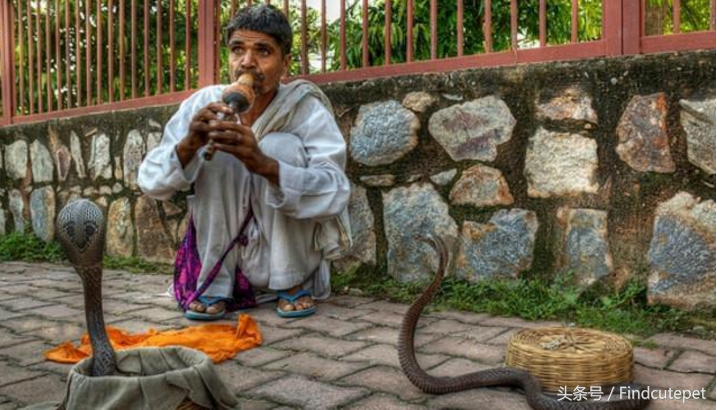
[228,29,291,96]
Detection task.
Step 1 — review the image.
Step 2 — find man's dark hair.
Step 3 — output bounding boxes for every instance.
[225,5,293,56]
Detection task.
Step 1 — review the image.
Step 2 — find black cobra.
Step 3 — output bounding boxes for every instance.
[397,235,650,410]
[55,199,116,377]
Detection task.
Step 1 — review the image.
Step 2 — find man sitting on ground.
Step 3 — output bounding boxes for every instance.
[138,4,351,320]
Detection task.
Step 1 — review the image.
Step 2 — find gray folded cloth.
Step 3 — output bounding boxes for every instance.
[23,346,239,410]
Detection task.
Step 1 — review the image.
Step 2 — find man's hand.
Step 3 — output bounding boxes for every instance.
[208,119,280,186]
[176,102,234,167]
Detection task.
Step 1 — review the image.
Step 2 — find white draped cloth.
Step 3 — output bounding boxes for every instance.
[138,80,351,301]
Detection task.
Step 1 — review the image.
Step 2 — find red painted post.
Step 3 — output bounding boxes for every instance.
[539,0,546,47]
[673,0,680,34]
[457,0,463,56]
[362,0,368,67]
[603,0,623,56]
[340,0,346,70]
[430,0,437,59]
[407,0,413,62]
[0,1,15,122]
[484,0,492,52]
[623,0,640,54]
[385,0,391,65]
[198,0,217,88]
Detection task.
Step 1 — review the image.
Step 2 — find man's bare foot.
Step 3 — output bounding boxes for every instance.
[277,285,315,313]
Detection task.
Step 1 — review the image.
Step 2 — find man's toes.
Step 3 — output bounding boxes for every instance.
[279,301,295,312]
[206,301,225,315]
[189,301,206,313]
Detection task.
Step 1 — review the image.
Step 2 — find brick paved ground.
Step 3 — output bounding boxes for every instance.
[0,261,714,409]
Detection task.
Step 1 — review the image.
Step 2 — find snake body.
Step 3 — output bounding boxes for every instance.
[397,235,650,410]
[56,199,116,377]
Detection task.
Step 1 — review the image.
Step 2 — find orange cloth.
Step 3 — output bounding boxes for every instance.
[45,314,262,364]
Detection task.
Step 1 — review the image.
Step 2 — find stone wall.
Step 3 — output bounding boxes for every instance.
[0,51,714,310]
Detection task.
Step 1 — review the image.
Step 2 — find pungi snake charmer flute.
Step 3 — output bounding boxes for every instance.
[202,73,256,161]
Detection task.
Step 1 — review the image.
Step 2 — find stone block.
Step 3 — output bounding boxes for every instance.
[350,100,419,166]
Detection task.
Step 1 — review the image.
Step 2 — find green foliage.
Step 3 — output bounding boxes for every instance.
[0,232,170,274]
[333,267,713,338]
[104,255,172,274]
[0,232,64,263]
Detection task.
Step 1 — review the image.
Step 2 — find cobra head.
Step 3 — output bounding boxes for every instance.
[56,199,106,267]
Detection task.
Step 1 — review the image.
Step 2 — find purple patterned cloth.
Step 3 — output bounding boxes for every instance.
[174,213,257,312]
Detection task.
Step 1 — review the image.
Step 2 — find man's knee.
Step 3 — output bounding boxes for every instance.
[259,132,306,167]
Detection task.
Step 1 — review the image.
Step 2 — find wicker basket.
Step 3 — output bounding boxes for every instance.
[505,327,633,393]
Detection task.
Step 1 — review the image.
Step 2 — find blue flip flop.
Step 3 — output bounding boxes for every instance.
[185,296,231,321]
[277,290,316,318]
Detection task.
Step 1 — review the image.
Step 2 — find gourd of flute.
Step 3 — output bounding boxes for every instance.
[203,73,256,161]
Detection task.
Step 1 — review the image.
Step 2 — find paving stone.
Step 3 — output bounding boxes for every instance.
[356,310,408,328]
[340,365,428,401]
[0,329,35,348]
[248,374,368,410]
[344,393,426,410]
[282,315,372,338]
[427,388,532,409]
[668,351,716,374]
[264,352,370,382]
[634,365,713,391]
[0,340,55,366]
[0,285,35,295]
[235,397,278,410]
[633,347,675,369]
[428,357,496,376]
[0,316,68,333]
[484,328,519,346]
[358,300,410,315]
[273,334,367,358]
[233,346,291,367]
[649,334,716,356]
[0,308,22,321]
[241,305,299,328]
[418,319,474,335]
[30,322,87,342]
[100,299,153,315]
[0,374,65,407]
[346,326,440,348]
[127,306,185,322]
[319,303,368,321]
[106,318,176,333]
[452,326,511,343]
[0,298,54,311]
[0,361,45,387]
[258,325,305,345]
[343,344,448,369]
[418,336,506,364]
[214,361,285,392]
[30,304,83,319]
[324,295,374,308]
[27,359,73,379]
[642,394,714,409]
[24,288,73,300]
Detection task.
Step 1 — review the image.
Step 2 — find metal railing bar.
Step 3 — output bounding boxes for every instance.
[407,0,413,62]
[484,0,492,53]
[385,0,391,64]
[362,0,368,67]
[55,0,62,110]
[170,0,175,92]
[430,0,437,59]
[457,0,463,56]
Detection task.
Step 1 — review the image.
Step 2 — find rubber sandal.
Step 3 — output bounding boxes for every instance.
[185,296,231,321]
[276,290,316,318]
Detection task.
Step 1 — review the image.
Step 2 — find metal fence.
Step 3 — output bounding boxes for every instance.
[0,0,714,126]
